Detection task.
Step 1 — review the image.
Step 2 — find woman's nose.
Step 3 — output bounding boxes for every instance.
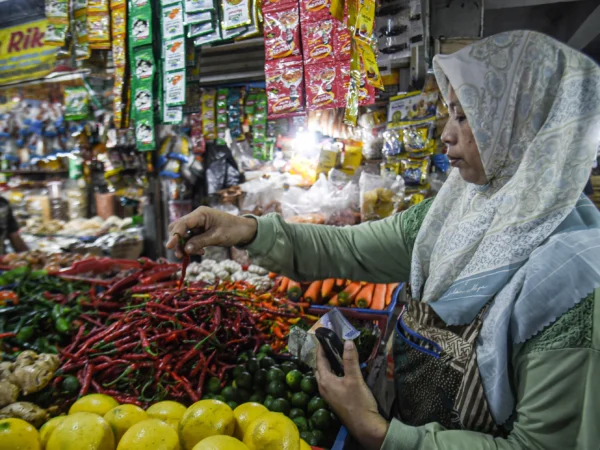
[441,126,457,152]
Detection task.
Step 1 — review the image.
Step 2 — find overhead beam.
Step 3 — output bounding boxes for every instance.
[568,3,600,49]
[486,0,584,9]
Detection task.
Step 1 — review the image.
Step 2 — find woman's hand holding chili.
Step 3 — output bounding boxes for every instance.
[315,340,389,450]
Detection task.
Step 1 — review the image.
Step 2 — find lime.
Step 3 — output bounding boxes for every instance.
[256,353,266,361]
[248,393,264,403]
[237,353,249,363]
[312,429,325,445]
[263,396,274,410]
[300,431,313,442]
[236,372,253,390]
[246,358,260,374]
[293,416,309,432]
[291,392,309,409]
[289,408,305,419]
[202,394,215,400]
[206,377,222,395]
[270,398,291,415]
[280,361,297,375]
[227,401,238,410]
[266,367,285,384]
[266,381,286,398]
[222,386,238,402]
[307,397,328,415]
[260,356,276,369]
[233,366,245,378]
[285,369,303,391]
[237,388,251,403]
[258,344,272,355]
[253,368,268,387]
[214,395,226,403]
[301,375,318,395]
[311,409,332,430]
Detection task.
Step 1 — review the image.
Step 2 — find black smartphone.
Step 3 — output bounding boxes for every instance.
[315,327,345,376]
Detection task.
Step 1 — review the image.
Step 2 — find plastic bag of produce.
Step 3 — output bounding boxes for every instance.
[359,172,404,221]
[281,175,329,221]
[288,308,359,369]
[322,180,359,226]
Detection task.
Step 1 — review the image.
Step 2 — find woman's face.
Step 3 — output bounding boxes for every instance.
[441,87,488,185]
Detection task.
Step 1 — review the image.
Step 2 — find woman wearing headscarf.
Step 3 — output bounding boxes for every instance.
[168,31,600,448]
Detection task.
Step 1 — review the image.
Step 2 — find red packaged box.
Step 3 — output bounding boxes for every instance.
[265,56,305,117]
[262,0,297,13]
[336,60,376,107]
[305,63,340,110]
[335,25,351,61]
[302,20,335,65]
[264,6,302,60]
[300,0,331,22]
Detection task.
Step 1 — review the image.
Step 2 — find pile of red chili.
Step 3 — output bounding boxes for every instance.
[57,286,269,407]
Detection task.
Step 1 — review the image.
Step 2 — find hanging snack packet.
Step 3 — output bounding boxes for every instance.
[400,157,430,186]
[44,23,69,46]
[87,13,111,49]
[130,0,153,47]
[305,63,340,111]
[194,27,222,46]
[133,79,153,117]
[343,41,360,126]
[354,0,375,44]
[111,4,127,34]
[165,70,186,106]
[162,2,185,39]
[222,0,252,30]
[64,87,90,121]
[134,46,155,80]
[74,14,89,42]
[190,21,215,37]
[46,0,69,24]
[74,0,88,13]
[262,0,296,13]
[113,67,126,128]
[164,105,184,124]
[201,90,217,140]
[135,112,156,151]
[186,0,214,12]
[382,129,402,157]
[88,0,109,12]
[302,20,335,66]
[228,89,244,140]
[164,37,186,71]
[356,39,383,91]
[216,88,229,145]
[222,24,247,40]
[265,56,305,118]
[186,10,213,24]
[263,6,301,60]
[334,22,351,60]
[403,123,435,157]
[300,0,331,23]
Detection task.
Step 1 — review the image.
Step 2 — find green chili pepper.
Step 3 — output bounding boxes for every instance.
[16,326,34,342]
[55,317,70,334]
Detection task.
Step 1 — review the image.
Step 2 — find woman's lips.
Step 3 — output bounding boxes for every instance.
[449,157,462,168]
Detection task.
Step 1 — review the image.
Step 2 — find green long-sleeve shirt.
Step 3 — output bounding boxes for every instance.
[245,203,599,450]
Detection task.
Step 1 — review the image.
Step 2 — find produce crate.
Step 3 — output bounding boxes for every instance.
[308,283,403,318]
[56,258,143,285]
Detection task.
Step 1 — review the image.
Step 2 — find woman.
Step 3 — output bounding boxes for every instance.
[168,31,600,449]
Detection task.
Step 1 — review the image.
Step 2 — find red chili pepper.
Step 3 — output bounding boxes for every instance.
[105,270,143,296]
[0,332,16,339]
[171,372,198,402]
[131,281,179,293]
[80,364,94,396]
[139,329,158,357]
[140,267,179,285]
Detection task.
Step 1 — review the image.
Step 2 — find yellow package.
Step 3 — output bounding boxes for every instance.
[329,0,344,21]
[112,36,127,67]
[341,139,363,175]
[316,144,340,176]
[344,40,360,126]
[88,0,108,13]
[110,0,125,6]
[44,23,68,46]
[111,5,127,35]
[46,0,70,24]
[356,39,383,91]
[347,0,357,33]
[400,157,430,186]
[88,13,111,45]
[403,124,435,157]
[355,0,375,44]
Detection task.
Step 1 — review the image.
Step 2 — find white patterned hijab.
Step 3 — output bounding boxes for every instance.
[410,31,600,423]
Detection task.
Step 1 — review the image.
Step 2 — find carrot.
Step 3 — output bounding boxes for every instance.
[321,279,336,300]
[372,284,387,310]
[335,279,346,287]
[304,280,323,304]
[278,277,290,294]
[268,272,278,279]
[287,280,303,302]
[338,282,362,306]
[385,283,399,306]
[371,284,387,310]
[355,283,375,308]
[328,295,339,306]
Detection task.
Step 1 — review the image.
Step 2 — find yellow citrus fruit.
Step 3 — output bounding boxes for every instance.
[117,419,180,450]
[243,412,300,450]
[39,416,66,448]
[192,435,249,450]
[146,401,187,422]
[104,404,150,443]
[300,439,311,450]
[0,418,41,450]
[47,412,115,450]
[69,394,120,416]
[232,403,268,440]
[179,400,235,450]
[164,419,180,432]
